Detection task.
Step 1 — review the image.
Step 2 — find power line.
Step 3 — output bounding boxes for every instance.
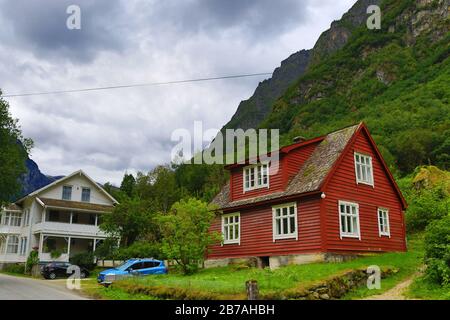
[2,72,273,98]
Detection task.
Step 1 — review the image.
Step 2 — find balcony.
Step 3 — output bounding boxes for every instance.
[0,225,22,234]
[32,222,107,237]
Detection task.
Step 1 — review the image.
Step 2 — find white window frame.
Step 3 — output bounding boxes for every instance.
[354,152,374,186]
[338,201,361,239]
[6,235,19,254]
[62,185,73,200]
[22,209,30,226]
[19,237,28,256]
[81,187,91,202]
[378,208,390,237]
[272,202,298,241]
[2,212,22,227]
[243,163,269,192]
[222,212,240,245]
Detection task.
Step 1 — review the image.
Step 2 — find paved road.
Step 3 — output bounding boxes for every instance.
[0,273,89,300]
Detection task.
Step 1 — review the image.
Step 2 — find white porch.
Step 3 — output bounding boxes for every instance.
[37,234,104,263]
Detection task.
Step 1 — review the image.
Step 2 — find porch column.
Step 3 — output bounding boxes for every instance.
[42,208,46,222]
[38,233,44,259]
[67,236,71,258]
[92,238,97,252]
[70,211,73,224]
[94,214,98,226]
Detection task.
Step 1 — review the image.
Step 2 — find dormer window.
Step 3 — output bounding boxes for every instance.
[243,163,269,192]
[354,153,374,186]
[62,186,72,200]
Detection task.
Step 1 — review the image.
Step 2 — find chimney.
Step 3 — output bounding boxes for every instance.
[293,136,307,143]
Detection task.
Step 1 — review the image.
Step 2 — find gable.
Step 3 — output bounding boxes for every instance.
[38,173,114,205]
[322,125,407,210]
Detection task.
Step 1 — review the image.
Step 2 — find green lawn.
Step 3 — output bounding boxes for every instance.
[86,234,425,300]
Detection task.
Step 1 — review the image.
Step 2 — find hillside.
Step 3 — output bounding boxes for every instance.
[220,0,382,132]
[259,0,449,174]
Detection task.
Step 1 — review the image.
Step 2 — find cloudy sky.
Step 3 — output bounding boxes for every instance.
[0,0,356,185]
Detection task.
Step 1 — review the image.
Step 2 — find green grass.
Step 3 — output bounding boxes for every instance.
[81,279,159,300]
[86,234,425,300]
[407,276,450,300]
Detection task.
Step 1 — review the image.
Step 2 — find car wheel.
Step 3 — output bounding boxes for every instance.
[48,272,57,280]
[80,271,87,279]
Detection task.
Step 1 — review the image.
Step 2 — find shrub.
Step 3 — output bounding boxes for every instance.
[3,263,25,274]
[25,250,39,274]
[424,216,450,285]
[405,184,449,232]
[50,250,63,259]
[69,252,96,270]
[116,241,162,260]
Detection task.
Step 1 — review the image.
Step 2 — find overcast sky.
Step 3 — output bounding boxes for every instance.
[0,0,356,185]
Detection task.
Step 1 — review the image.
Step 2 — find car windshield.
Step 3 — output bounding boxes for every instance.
[115,260,136,271]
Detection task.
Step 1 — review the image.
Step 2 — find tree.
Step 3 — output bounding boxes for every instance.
[135,165,180,213]
[0,92,32,205]
[158,198,221,275]
[99,197,156,246]
[120,173,136,198]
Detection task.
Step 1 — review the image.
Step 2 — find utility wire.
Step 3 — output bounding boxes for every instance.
[2,72,273,98]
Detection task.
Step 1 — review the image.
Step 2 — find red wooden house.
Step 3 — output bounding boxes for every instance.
[209,123,407,268]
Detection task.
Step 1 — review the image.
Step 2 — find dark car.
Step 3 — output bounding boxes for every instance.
[41,262,90,280]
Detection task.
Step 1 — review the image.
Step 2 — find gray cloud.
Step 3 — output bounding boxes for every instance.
[0,0,357,184]
[0,0,128,62]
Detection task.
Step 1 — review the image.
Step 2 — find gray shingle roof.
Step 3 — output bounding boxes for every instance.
[211,124,360,210]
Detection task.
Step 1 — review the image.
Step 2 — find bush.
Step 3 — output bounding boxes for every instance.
[69,252,96,270]
[405,185,449,232]
[424,216,450,285]
[116,241,162,260]
[25,250,39,274]
[3,263,25,274]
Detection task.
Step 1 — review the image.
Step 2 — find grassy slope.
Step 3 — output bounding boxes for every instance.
[85,234,424,300]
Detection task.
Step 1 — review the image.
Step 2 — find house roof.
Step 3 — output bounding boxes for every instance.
[37,197,114,212]
[211,123,361,210]
[15,170,118,205]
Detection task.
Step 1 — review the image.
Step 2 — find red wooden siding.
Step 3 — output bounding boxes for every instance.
[230,158,284,201]
[208,196,323,259]
[229,142,320,201]
[323,130,407,252]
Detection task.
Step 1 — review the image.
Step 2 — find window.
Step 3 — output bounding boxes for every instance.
[222,213,240,244]
[339,201,360,239]
[244,163,269,192]
[378,208,390,237]
[273,203,298,240]
[354,153,374,186]
[143,261,159,268]
[2,212,22,226]
[6,235,19,254]
[62,186,72,200]
[129,262,144,270]
[81,187,91,202]
[22,210,30,226]
[19,237,28,255]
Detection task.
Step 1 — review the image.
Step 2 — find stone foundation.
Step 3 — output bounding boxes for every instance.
[205,252,364,270]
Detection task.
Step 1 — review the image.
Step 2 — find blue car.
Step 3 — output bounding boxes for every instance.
[97,258,167,284]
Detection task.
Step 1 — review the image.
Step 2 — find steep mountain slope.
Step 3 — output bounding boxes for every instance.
[259,0,449,173]
[19,157,59,198]
[221,0,382,132]
[222,49,311,131]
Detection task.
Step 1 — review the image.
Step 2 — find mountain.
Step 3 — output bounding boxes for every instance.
[19,156,59,198]
[221,50,311,131]
[223,0,450,174]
